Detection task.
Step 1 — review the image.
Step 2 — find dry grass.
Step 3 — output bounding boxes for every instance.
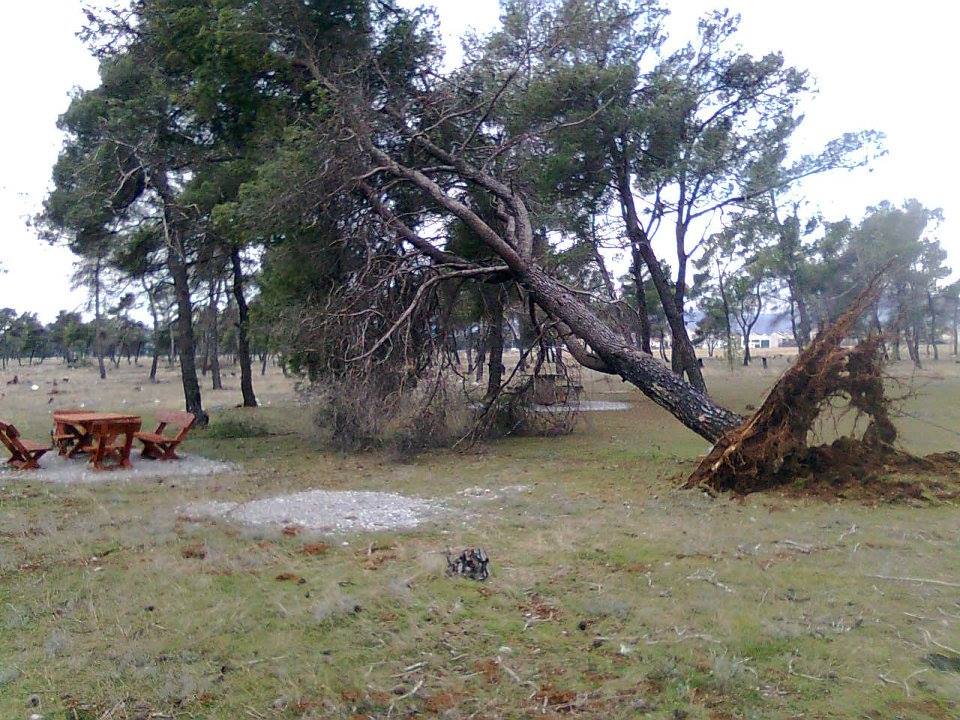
[1,354,960,718]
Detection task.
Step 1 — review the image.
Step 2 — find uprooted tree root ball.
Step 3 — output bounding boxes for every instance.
[685,279,960,496]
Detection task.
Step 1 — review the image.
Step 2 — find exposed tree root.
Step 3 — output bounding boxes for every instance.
[684,278,939,495]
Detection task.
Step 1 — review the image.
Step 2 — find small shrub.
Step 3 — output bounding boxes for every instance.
[313,380,387,452]
[205,418,271,438]
[312,376,472,458]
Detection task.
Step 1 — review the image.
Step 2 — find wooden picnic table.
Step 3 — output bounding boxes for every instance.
[52,411,142,471]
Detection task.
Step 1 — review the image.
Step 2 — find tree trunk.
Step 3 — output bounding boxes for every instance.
[788,279,812,349]
[927,291,939,361]
[162,241,206,428]
[209,320,222,389]
[149,349,160,383]
[231,247,258,407]
[907,324,922,369]
[152,169,208,425]
[716,264,735,371]
[144,285,161,383]
[169,252,207,424]
[617,170,706,391]
[94,255,107,380]
[630,246,653,354]
[953,301,958,357]
[508,264,743,441]
[483,288,505,401]
[474,331,486,383]
[206,277,224,391]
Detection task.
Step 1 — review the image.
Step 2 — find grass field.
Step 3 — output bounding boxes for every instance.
[2,354,960,719]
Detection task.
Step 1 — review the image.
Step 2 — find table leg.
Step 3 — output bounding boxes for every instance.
[119,429,135,469]
[66,425,90,459]
[90,431,112,471]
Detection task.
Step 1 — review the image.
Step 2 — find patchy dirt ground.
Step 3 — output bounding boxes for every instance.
[1,355,960,719]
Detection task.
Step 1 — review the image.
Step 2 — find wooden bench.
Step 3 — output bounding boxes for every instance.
[0,421,50,470]
[135,411,196,460]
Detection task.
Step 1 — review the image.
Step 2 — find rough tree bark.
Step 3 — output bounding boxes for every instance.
[629,246,653,354]
[93,253,107,380]
[143,282,160,383]
[151,170,208,426]
[483,287,505,401]
[206,277,223,391]
[231,247,258,407]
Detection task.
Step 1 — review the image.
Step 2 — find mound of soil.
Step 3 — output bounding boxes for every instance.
[762,441,960,503]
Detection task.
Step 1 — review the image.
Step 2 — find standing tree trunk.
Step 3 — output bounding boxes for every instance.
[206,277,224,390]
[474,330,486,383]
[168,321,176,365]
[616,167,706,391]
[158,228,206,426]
[927,291,939,361]
[143,281,161,383]
[716,260,736,371]
[231,247,258,407]
[93,253,107,380]
[907,324,922,369]
[152,169,207,426]
[169,249,207,424]
[785,276,813,349]
[953,299,959,357]
[483,287,505,401]
[630,247,653,354]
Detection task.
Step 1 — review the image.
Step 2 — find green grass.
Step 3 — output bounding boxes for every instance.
[2,358,960,718]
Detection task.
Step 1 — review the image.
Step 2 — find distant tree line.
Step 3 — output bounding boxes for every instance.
[0,303,280,381]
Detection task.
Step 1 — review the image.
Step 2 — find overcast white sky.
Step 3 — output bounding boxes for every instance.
[1,1,957,321]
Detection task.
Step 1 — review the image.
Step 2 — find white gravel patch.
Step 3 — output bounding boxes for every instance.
[182,489,442,534]
[534,400,632,413]
[457,484,533,500]
[0,453,235,484]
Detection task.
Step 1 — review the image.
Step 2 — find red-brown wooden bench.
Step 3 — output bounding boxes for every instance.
[135,411,196,460]
[0,421,50,470]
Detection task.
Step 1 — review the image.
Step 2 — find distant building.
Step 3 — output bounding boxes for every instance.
[739,314,795,349]
[689,311,796,350]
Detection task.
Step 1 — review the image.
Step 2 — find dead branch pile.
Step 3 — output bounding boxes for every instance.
[685,279,902,494]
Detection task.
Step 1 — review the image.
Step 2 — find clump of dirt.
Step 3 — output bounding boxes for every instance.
[768,441,960,503]
[685,277,960,498]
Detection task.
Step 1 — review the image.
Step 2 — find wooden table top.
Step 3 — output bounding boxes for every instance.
[53,411,142,424]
